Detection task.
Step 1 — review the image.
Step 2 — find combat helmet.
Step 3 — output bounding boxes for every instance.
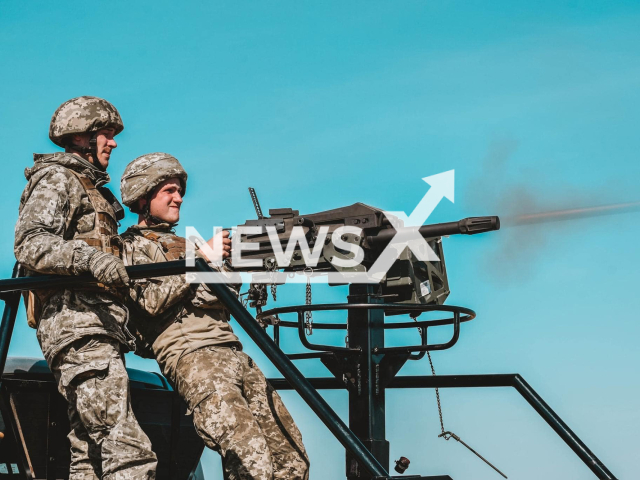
[121,152,188,214]
[49,96,124,148]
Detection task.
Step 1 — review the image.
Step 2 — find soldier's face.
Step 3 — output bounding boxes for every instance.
[94,128,117,169]
[71,127,117,169]
[147,178,183,224]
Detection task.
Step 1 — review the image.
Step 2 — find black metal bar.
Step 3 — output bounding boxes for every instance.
[0,264,22,377]
[268,377,343,390]
[194,259,389,478]
[371,476,453,480]
[267,375,517,390]
[347,284,388,479]
[375,311,460,354]
[262,304,474,355]
[0,260,188,293]
[512,375,616,480]
[287,352,328,360]
[274,324,280,346]
[46,388,59,480]
[268,374,617,480]
[296,311,358,354]
[408,327,427,360]
[277,320,347,330]
[168,391,182,480]
[390,374,515,388]
[261,303,475,321]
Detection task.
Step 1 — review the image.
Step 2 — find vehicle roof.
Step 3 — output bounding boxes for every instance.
[2,356,171,390]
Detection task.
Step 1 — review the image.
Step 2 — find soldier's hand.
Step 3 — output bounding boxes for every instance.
[202,230,232,263]
[88,251,130,287]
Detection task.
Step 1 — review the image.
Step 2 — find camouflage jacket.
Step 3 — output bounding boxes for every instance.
[14,153,134,364]
[121,224,240,383]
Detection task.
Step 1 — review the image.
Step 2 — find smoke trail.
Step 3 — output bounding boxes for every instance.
[467,138,639,282]
[505,201,640,226]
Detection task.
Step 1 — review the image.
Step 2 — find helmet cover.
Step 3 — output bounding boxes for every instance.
[121,152,188,213]
[49,96,124,147]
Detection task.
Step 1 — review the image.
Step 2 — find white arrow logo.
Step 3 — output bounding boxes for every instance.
[363,170,456,280]
[384,170,455,228]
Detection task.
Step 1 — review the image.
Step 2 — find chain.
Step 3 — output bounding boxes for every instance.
[266,258,278,302]
[304,267,313,335]
[426,346,507,479]
[427,351,446,435]
[344,305,350,347]
[412,315,445,434]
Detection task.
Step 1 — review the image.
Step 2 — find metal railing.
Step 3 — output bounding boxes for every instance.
[0,259,618,480]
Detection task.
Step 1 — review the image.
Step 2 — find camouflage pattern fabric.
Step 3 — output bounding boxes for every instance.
[49,96,123,147]
[175,346,309,480]
[120,153,187,213]
[121,222,308,478]
[14,153,136,362]
[51,337,157,480]
[121,224,240,381]
[14,152,155,478]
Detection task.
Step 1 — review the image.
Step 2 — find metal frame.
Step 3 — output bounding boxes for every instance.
[257,285,617,480]
[268,374,616,480]
[0,259,619,480]
[261,303,475,355]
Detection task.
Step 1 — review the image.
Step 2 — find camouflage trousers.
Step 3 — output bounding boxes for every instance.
[51,336,157,480]
[174,346,309,480]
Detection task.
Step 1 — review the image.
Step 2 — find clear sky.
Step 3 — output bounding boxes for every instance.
[1,1,639,479]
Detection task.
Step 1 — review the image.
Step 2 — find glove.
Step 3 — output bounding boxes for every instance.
[88,251,130,287]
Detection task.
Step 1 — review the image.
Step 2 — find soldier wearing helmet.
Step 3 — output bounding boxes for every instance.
[49,95,125,171]
[120,153,310,480]
[14,97,157,479]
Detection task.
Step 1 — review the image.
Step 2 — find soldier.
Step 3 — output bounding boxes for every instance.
[14,97,157,479]
[119,153,310,480]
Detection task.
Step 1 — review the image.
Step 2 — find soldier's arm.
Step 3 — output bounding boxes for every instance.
[14,168,97,276]
[191,263,241,309]
[128,240,193,316]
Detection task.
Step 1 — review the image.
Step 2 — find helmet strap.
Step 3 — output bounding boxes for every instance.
[88,134,104,171]
[68,132,102,170]
[142,201,176,227]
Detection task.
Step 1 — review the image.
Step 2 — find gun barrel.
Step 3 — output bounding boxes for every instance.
[367,216,500,245]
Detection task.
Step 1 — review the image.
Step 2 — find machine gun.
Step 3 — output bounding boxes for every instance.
[232,189,499,313]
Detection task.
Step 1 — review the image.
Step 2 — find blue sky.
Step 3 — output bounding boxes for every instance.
[1,2,639,479]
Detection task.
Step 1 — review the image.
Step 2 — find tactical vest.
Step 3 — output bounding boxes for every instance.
[121,228,187,358]
[69,170,122,257]
[140,230,186,261]
[24,170,123,328]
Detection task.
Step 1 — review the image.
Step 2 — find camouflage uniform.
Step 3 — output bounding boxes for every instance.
[14,98,157,479]
[120,153,309,480]
[51,336,154,480]
[177,346,309,480]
